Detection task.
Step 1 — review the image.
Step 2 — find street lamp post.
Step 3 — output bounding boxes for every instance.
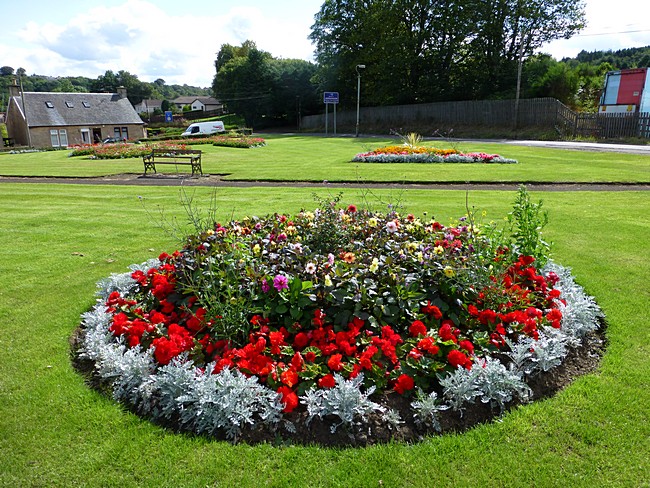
[355,64,365,137]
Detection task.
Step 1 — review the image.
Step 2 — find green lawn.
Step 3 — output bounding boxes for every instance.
[1,134,650,183]
[1,182,648,487]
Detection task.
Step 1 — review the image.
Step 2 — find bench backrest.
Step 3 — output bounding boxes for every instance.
[150,148,201,156]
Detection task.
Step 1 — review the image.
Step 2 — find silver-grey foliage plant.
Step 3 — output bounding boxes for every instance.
[301,373,385,433]
[77,260,602,440]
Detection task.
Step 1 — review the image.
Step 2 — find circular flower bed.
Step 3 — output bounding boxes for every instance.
[352,145,518,164]
[75,191,602,445]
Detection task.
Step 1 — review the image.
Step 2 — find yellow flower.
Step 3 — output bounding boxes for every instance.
[286,225,297,235]
[443,266,455,278]
[303,211,315,221]
[324,275,333,287]
[368,218,378,227]
[341,213,351,223]
[252,244,261,254]
[416,251,423,262]
[369,257,379,273]
[434,245,444,255]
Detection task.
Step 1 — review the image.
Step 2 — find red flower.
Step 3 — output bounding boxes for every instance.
[327,353,344,372]
[347,204,357,213]
[280,368,299,388]
[359,345,378,370]
[448,349,471,369]
[109,312,130,336]
[318,374,336,388]
[277,386,299,413]
[409,320,427,337]
[417,337,440,355]
[152,337,181,365]
[478,309,498,325]
[293,332,309,349]
[408,348,423,361]
[438,323,457,343]
[546,308,563,328]
[269,330,286,355]
[422,301,443,319]
[459,340,475,355]
[393,374,415,394]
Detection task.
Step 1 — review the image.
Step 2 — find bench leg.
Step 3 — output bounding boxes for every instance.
[143,161,157,174]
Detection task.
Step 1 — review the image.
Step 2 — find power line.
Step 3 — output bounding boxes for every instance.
[575,28,650,37]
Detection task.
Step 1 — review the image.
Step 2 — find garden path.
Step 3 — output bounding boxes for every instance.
[0,174,648,191]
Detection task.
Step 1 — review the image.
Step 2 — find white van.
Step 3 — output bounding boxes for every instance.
[181,121,226,136]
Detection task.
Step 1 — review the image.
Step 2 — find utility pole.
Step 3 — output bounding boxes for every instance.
[355,64,366,137]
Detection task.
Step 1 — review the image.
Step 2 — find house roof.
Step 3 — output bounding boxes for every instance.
[13,92,144,128]
[173,96,222,105]
[139,99,163,108]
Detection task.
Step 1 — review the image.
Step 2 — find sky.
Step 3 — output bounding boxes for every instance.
[1,0,650,88]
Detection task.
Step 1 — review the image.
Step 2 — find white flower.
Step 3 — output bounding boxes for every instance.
[305,262,317,274]
[386,221,398,233]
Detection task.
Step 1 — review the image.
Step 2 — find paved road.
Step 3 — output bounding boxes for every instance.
[479,139,650,155]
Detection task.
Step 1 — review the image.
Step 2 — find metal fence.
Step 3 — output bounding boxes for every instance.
[301,97,650,139]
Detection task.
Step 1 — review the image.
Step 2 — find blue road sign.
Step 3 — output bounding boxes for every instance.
[324,92,339,104]
[164,111,173,122]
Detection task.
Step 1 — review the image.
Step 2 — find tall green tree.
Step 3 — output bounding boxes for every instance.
[213,41,319,127]
[90,70,152,105]
[310,0,586,104]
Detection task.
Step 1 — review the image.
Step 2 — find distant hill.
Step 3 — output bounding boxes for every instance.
[562,46,650,70]
[0,69,210,111]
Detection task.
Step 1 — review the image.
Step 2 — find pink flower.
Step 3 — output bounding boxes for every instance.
[386,220,398,233]
[261,279,270,293]
[273,274,289,291]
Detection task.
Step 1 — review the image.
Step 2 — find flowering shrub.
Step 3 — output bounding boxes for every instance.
[68,136,265,159]
[69,142,188,160]
[77,189,602,442]
[353,145,517,164]
[212,135,266,148]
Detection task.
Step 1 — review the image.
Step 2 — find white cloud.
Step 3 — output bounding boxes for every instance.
[6,0,315,87]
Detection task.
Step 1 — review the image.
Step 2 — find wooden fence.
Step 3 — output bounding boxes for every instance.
[301,97,650,139]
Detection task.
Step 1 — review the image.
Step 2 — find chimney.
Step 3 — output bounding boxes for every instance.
[9,77,20,97]
[116,86,127,99]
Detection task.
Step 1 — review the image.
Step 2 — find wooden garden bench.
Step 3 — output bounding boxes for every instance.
[143,149,203,176]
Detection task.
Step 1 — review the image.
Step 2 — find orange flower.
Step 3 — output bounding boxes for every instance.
[342,252,356,263]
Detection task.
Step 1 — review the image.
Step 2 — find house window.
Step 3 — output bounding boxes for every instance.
[50,129,68,147]
[81,129,90,144]
[82,101,90,108]
[65,101,74,108]
[45,101,54,108]
[114,127,128,140]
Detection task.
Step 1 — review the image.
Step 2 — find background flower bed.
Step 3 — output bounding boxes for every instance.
[353,145,518,164]
[75,189,602,444]
[68,136,265,159]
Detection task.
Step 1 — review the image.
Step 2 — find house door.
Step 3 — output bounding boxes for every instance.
[92,128,102,143]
